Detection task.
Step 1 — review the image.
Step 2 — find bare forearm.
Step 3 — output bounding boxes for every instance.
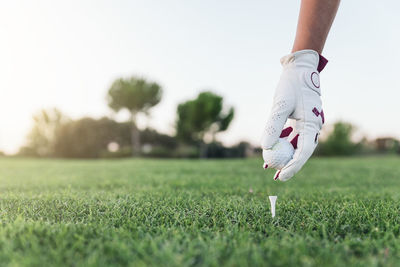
[292,0,340,54]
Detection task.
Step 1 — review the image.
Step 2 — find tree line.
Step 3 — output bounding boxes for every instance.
[17,76,245,158]
[7,75,400,159]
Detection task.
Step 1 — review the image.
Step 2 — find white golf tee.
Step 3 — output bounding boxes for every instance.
[269,196,277,218]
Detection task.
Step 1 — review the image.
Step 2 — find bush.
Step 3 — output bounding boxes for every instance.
[53,117,129,158]
[205,141,251,158]
[316,121,361,156]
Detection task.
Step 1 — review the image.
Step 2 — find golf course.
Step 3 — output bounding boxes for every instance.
[1,156,399,266]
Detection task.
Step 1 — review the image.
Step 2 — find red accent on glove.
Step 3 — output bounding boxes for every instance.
[318,54,328,72]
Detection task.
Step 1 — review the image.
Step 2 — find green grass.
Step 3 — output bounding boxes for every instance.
[0,157,400,266]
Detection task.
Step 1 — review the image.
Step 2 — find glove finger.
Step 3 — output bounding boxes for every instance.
[273,133,298,179]
[263,127,294,170]
[261,99,294,149]
[276,129,318,181]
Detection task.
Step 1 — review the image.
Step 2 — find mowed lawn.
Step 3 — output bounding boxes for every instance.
[0,157,400,266]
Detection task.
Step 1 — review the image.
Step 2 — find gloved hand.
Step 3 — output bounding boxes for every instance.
[261,49,327,181]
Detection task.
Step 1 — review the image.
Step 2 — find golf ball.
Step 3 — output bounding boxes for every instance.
[262,138,294,170]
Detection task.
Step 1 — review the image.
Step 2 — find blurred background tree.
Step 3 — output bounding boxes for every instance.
[139,128,179,158]
[53,117,131,158]
[19,108,69,157]
[375,137,400,154]
[107,76,162,156]
[176,91,234,157]
[316,121,362,156]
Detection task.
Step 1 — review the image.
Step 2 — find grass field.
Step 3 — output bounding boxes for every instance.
[1,157,400,266]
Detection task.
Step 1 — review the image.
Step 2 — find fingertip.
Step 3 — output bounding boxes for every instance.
[278,172,293,182]
[278,166,297,181]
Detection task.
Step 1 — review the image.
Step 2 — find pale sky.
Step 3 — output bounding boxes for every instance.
[1,0,400,154]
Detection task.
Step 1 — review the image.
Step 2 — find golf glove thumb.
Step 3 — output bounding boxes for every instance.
[261,49,327,181]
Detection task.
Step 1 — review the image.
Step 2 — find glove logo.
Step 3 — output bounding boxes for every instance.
[311,72,320,88]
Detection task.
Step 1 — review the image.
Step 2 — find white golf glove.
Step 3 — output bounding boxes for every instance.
[261,49,327,181]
